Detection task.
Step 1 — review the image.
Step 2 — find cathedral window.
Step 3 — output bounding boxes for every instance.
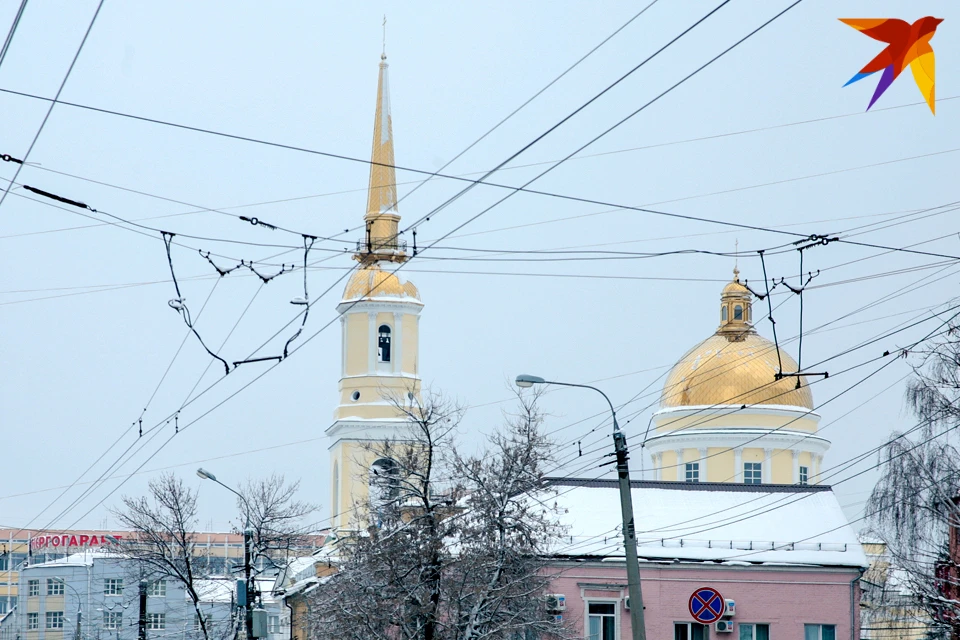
[733,304,743,321]
[743,462,762,484]
[721,306,728,322]
[378,325,392,362]
[799,465,808,485]
[370,458,401,503]
[351,390,361,402]
[332,462,339,514]
[684,462,700,483]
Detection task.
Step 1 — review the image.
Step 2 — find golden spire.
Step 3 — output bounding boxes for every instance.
[357,48,407,265]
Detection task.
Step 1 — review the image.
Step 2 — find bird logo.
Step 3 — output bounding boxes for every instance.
[840,17,943,114]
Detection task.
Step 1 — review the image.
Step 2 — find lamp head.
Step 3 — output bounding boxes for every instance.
[515,374,546,388]
[196,468,216,482]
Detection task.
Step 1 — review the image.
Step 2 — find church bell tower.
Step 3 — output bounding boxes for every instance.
[326,53,423,532]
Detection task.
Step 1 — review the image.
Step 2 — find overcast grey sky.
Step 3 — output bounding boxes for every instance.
[1,0,957,535]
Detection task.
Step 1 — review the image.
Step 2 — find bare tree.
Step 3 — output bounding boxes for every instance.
[114,473,317,640]
[867,322,960,638]
[308,390,571,640]
[112,474,220,640]
[236,474,319,572]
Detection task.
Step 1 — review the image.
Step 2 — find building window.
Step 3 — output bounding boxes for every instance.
[103,612,123,630]
[805,624,836,640]
[147,613,166,630]
[370,457,401,503]
[378,325,392,362]
[28,613,39,630]
[268,615,281,634]
[674,622,707,640]
[685,462,700,483]
[46,612,65,629]
[28,579,39,596]
[722,306,728,321]
[799,465,809,485]
[104,578,124,596]
[587,602,616,640]
[744,462,762,484]
[740,623,770,640]
[147,579,166,597]
[734,304,743,320]
[47,578,64,595]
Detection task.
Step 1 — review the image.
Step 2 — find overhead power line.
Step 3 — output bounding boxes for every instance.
[0,0,105,214]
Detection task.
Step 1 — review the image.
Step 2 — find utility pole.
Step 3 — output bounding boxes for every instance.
[613,428,647,640]
[74,605,82,640]
[138,580,147,640]
[244,527,254,640]
[515,375,647,640]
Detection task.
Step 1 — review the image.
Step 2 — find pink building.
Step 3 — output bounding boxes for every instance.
[547,479,867,640]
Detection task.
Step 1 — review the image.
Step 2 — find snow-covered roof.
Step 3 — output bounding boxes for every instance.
[26,550,126,568]
[193,579,234,603]
[548,478,868,568]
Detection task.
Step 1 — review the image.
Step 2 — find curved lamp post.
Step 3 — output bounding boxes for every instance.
[197,468,255,640]
[515,374,646,640]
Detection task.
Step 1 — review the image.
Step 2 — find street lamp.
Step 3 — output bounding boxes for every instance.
[515,374,647,640]
[52,578,83,640]
[196,468,255,640]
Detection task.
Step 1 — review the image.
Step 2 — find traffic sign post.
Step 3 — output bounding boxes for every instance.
[688,587,725,625]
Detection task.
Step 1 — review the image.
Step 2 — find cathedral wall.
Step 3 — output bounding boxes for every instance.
[707,447,734,481]
[771,449,794,484]
[402,315,418,374]
[742,448,764,463]
[660,450,679,481]
[345,314,368,376]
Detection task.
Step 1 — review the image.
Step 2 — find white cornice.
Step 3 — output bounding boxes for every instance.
[326,419,418,448]
[643,427,831,456]
[336,299,423,315]
[653,405,821,422]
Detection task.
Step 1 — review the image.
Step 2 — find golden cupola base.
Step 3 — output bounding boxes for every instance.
[645,270,829,487]
[327,52,423,533]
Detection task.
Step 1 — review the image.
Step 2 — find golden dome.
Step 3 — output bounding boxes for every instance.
[660,270,813,410]
[661,332,813,409]
[342,264,420,302]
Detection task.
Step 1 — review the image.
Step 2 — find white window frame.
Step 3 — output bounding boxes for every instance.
[27,612,39,630]
[744,462,762,484]
[27,580,39,597]
[799,465,809,485]
[685,462,700,483]
[46,578,64,596]
[268,615,281,634]
[804,624,836,640]
[104,578,124,596]
[584,599,619,640]
[739,622,770,640]
[674,621,708,640]
[46,611,64,629]
[147,579,166,597]
[147,613,166,630]
[103,611,123,630]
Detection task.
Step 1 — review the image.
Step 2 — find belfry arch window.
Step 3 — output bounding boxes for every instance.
[370,458,401,504]
[378,325,392,363]
[733,304,743,321]
[721,306,728,322]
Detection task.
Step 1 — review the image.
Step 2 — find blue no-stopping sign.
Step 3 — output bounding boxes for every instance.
[688,587,725,624]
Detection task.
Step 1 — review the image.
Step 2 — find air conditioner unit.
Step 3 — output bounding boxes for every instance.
[624,597,630,610]
[552,614,563,624]
[545,594,566,612]
[723,599,736,617]
[715,619,735,633]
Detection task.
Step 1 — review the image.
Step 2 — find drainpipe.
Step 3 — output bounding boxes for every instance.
[850,567,865,640]
[282,597,294,640]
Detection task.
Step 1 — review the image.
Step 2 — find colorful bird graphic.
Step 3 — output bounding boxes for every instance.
[840,17,943,114]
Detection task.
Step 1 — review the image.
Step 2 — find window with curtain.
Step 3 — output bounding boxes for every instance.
[587,602,616,640]
[740,623,770,640]
[804,624,835,640]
